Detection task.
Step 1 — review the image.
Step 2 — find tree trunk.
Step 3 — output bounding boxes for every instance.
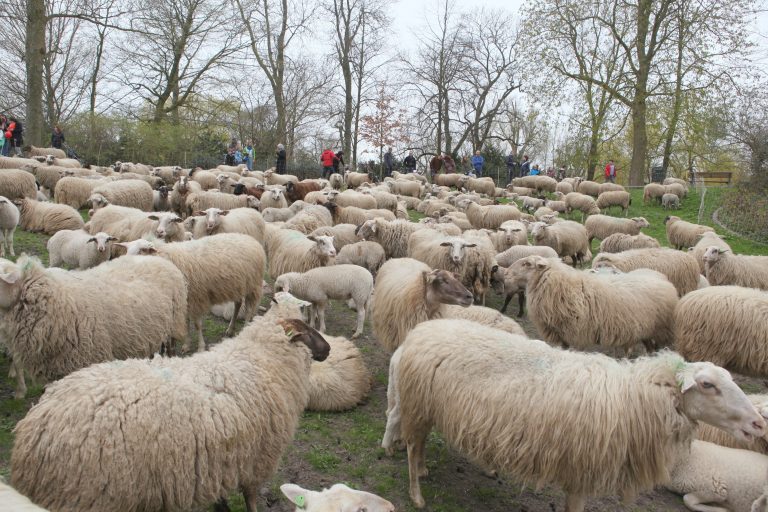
[629,96,648,186]
[662,21,685,176]
[586,132,599,181]
[26,0,47,147]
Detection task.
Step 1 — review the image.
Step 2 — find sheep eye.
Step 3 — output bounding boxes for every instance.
[701,381,715,389]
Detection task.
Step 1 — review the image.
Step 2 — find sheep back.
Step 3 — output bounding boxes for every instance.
[593,247,699,296]
[16,199,84,234]
[92,180,153,211]
[0,169,37,200]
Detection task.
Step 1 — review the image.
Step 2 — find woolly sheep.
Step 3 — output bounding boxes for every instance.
[665,440,768,512]
[662,193,680,209]
[116,161,152,174]
[443,304,525,336]
[664,177,690,188]
[10,313,330,512]
[357,218,425,259]
[327,189,379,209]
[689,231,730,273]
[433,173,463,187]
[703,246,768,290]
[186,190,259,214]
[54,176,104,209]
[345,171,374,188]
[584,215,649,244]
[362,189,399,212]
[307,335,371,411]
[38,155,81,168]
[263,169,299,186]
[283,205,334,234]
[675,286,768,378]
[274,264,373,338]
[0,481,50,511]
[643,183,666,204]
[555,181,573,195]
[697,394,768,455]
[593,247,700,296]
[522,196,545,212]
[150,165,183,185]
[14,198,84,235]
[152,185,170,211]
[391,319,764,510]
[545,199,567,214]
[329,173,343,189]
[531,220,592,266]
[387,179,422,198]
[0,197,19,257]
[324,202,395,226]
[262,207,295,222]
[598,182,625,194]
[268,230,336,278]
[25,145,66,159]
[598,232,660,253]
[194,207,266,243]
[665,182,687,199]
[564,192,600,220]
[91,179,153,211]
[576,179,600,197]
[170,175,202,217]
[595,190,632,215]
[494,244,559,267]
[47,230,116,269]
[461,200,521,229]
[189,169,219,189]
[335,241,386,275]
[665,215,716,250]
[0,255,187,389]
[280,483,394,512]
[513,255,677,353]
[311,223,359,252]
[495,220,528,250]
[371,258,474,352]
[260,187,289,210]
[0,169,37,200]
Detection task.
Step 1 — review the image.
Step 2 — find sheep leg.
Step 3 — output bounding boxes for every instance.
[10,360,26,400]
[195,317,206,352]
[517,291,525,317]
[407,435,428,508]
[226,301,242,337]
[317,302,327,333]
[353,302,365,338]
[500,294,512,313]
[241,484,259,512]
[382,348,403,455]
[213,498,231,512]
[682,492,728,512]
[7,229,13,257]
[565,493,585,512]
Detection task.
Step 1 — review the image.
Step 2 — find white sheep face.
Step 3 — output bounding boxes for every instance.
[117,239,156,255]
[308,235,336,258]
[148,213,183,240]
[280,483,394,512]
[439,238,476,265]
[202,208,226,231]
[703,246,727,264]
[88,232,117,253]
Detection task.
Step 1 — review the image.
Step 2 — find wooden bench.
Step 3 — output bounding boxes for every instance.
[693,171,733,186]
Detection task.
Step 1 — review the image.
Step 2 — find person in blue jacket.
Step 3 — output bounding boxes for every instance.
[470,150,484,177]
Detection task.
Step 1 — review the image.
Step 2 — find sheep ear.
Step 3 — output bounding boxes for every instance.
[465,243,477,248]
[172,218,183,223]
[535,259,548,270]
[718,248,728,254]
[87,237,97,243]
[107,236,118,241]
[219,210,230,216]
[307,235,317,242]
[114,242,128,248]
[194,211,205,216]
[280,484,313,509]
[439,241,452,247]
[677,365,697,393]
[147,215,159,221]
[0,271,21,284]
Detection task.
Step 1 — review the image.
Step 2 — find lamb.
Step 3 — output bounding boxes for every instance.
[0,255,187,389]
[665,215,715,250]
[564,192,600,220]
[169,175,202,217]
[457,176,496,196]
[329,173,344,189]
[0,481,50,511]
[512,255,677,353]
[344,170,373,188]
[0,196,19,257]
[462,200,521,229]
[576,179,600,197]
[387,179,422,198]
[357,218,425,259]
[10,312,330,512]
[53,176,104,209]
[662,193,680,209]
[703,246,768,290]
[665,182,687,199]
[13,198,84,235]
[90,179,153,211]
[592,247,699,296]
[584,215,649,244]
[595,190,632,215]
[665,440,768,512]
[260,187,289,210]
[153,185,171,211]
[280,483,394,512]
[598,232,660,253]
[531,221,592,266]
[310,223,359,251]
[188,168,219,189]
[307,332,373,409]
[262,207,295,222]
[689,231,730,273]
[674,286,768,378]
[47,230,116,269]
[274,264,373,338]
[268,230,337,278]
[697,394,768,455]
[643,182,666,204]
[494,244,558,267]
[391,320,764,511]
[193,207,265,242]
[335,241,386,275]
[0,169,37,200]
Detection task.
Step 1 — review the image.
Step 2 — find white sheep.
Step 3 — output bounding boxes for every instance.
[593,247,700,296]
[260,187,289,210]
[91,179,154,211]
[494,244,559,267]
[689,231,730,273]
[564,192,600,220]
[662,193,680,209]
[47,230,116,269]
[13,198,84,235]
[311,223,360,252]
[152,185,171,211]
[280,483,394,512]
[598,232,660,253]
[194,207,266,243]
[267,230,337,279]
[703,246,768,290]
[335,241,386,275]
[53,176,104,209]
[0,481,50,511]
[0,169,38,200]
[665,215,715,250]
[584,215,649,245]
[0,196,19,257]
[531,220,592,266]
[595,190,632,215]
[307,335,372,412]
[356,218,425,259]
[275,264,373,338]
[186,189,259,214]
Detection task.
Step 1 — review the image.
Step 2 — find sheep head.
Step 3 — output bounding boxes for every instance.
[0,258,24,309]
[277,318,330,362]
[510,255,552,281]
[148,213,183,240]
[87,232,117,253]
[423,268,473,308]
[307,234,336,258]
[88,193,109,211]
[439,238,477,265]
[200,208,227,232]
[280,483,394,512]
[703,245,729,264]
[631,217,650,228]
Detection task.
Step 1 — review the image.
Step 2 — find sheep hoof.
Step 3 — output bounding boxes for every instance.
[418,467,429,477]
[351,331,362,339]
[14,389,26,400]
[411,494,426,508]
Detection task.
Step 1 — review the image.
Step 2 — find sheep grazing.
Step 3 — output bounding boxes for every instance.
[372,258,473,352]
[593,247,700,296]
[675,286,768,378]
[281,483,394,512]
[512,255,677,353]
[53,176,103,209]
[462,200,521,229]
[391,318,765,510]
[274,264,373,338]
[91,179,154,211]
[195,207,266,243]
[0,255,187,396]
[689,231,730,273]
[13,198,84,235]
[595,190,631,215]
[661,193,679,210]
[531,220,592,267]
[268,230,336,278]
[47,230,116,269]
[0,196,19,257]
[697,394,768,455]
[584,215,649,245]
[665,215,715,250]
[0,169,37,200]
[357,218,425,259]
[598,182,625,194]
[665,440,768,512]
[345,170,373,188]
[10,312,330,512]
[307,335,371,411]
[703,246,768,290]
[335,241,386,275]
[495,244,559,267]
[576,179,600,197]
[564,192,600,220]
[187,189,259,214]
[598,232,660,253]
[643,182,666,204]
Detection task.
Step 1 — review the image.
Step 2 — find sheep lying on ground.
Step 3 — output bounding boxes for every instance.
[275,264,373,338]
[280,483,394,512]
[47,230,116,269]
[0,197,19,257]
[14,198,84,235]
[584,215,649,244]
[268,230,336,278]
[665,440,768,512]
[531,221,592,266]
[703,246,768,290]
[335,241,386,275]
[0,169,37,200]
[599,233,660,253]
[593,247,699,296]
[675,286,768,378]
[697,394,768,455]
[662,193,679,209]
[665,216,715,250]
[0,481,50,511]
[357,218,424,259]
[644,183,666,204]
[689,231,730,273]
[390,319,764,510]
[0,255,187,396]
[11,310,330,512]
[595,190,631,215]
[512,255,677,354]
[91,179,153,211]
[495,244,559,267]
[307,335,371,411]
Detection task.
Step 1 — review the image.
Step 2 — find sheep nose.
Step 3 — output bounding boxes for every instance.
[754,419,766,433]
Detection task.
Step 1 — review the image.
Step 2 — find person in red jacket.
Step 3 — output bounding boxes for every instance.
[320,148,336,178]
[605,159,617,183]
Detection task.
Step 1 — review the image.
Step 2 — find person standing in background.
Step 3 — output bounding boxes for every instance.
[520,155,531,177]
[383,147,394,177]
[333,150,345,174]
[276,144,287,174]
[8,118,22,156]
[506,151,517,185]
[470,150,484,177]
[403,151,417,172]
[429,154,443,176]
[0,116,7,157]
[51,125,65,149]
[605,159,617,183]
[243,139,255,171]
[442,153,456,173]
[320,147,336,178]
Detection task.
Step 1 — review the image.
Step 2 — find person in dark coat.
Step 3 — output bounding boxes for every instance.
[51,125,65,149]
[429,154,443,175]
[520,155,531,177]
[403,151,417,172]
[333,150,345,173]
[8,118,23,156]
[276,144,287,174]
[383,147,394,177]
[442,153,456,173]
[505,151,517,185]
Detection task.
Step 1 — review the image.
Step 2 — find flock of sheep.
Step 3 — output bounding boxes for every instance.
[0,145,767,512]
